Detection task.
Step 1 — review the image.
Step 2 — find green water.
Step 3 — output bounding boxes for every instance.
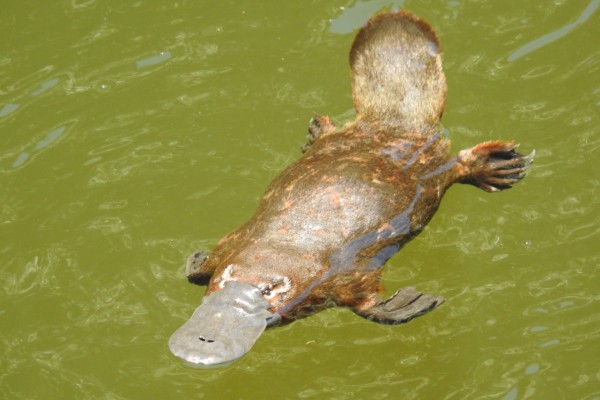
[1,0,598,399]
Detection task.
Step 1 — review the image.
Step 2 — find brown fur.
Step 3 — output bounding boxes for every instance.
[350,11,447,130]
[186,11,532,325]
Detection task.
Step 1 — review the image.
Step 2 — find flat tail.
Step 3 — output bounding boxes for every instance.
[350,11,447,130]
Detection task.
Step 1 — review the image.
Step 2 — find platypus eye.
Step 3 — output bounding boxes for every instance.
[261,287,273,297]
[259,276,292,299]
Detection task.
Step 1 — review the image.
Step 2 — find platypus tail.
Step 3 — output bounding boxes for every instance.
[350,11,447,131]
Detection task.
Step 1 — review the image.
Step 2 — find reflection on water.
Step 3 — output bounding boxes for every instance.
[0,103,20,117]
[508,0,600,61]
[136,51,172,69]
[12,126,67,168]
[1,1,598,399]
[329,0,406,34]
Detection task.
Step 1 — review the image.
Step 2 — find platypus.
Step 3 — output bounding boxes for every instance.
[169,10,533,366]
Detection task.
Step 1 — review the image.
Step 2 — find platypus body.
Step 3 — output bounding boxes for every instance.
[169,11,533,366]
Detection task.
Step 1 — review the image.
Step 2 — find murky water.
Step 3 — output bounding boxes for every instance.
[1,1,598,399]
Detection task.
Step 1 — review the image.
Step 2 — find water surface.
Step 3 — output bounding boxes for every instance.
[1,1,598,399]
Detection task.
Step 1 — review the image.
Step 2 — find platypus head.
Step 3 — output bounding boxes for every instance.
[168,280,277,366]
[208,263,297,312]
[168,256,310,366]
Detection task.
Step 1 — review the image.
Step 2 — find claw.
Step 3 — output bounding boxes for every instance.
[459,142,534,192]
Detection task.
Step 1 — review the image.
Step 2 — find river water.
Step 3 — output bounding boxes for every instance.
[1,1,598,399]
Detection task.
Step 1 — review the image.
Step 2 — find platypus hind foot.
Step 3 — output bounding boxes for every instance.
[457,141,535,192]
[353,287,445,325]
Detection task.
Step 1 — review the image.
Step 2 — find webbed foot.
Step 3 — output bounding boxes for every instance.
[186,250,211,285]
[302,114,337,152]
[458,141,534,192]
[354,287,444,325]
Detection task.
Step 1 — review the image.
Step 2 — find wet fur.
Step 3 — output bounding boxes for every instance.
[186,11,532,325]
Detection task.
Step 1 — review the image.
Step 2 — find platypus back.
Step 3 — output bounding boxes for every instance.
[350,11,447,130]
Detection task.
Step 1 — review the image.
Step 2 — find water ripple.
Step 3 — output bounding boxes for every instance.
[508,0,600,62]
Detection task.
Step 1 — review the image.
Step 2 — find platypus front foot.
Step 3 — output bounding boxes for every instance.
[457,141,535,192]
[302,114,337,152]
[186,250,211,285]
[353,287,445,325]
